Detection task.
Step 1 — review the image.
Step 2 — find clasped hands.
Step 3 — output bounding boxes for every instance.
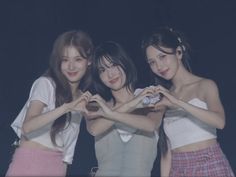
[65,85,178,119]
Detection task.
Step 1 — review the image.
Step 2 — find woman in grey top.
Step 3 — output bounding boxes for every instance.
[85,41,164,177]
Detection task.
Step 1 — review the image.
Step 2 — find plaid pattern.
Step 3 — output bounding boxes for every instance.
[169,143,235,177]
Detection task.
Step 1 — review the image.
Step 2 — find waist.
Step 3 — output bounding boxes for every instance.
[172,139,217,152]
[20,140,61,152]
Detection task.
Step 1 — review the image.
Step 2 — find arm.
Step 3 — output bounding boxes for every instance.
[22,91,91,135]
[86,94,165,135]
[103,108,165,132]
[175,79,225,129]
[160,145,171,177]
[22,100,68,134]
[85,100,139,136]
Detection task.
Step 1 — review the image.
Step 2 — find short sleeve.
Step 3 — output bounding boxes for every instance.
[28,77,55,107]
[11,77,55,138]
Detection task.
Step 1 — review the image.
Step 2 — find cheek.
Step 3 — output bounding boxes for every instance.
[150,65,158,73]
[60,63,67,71]
[78,61,89,69]
[99,73,107,83]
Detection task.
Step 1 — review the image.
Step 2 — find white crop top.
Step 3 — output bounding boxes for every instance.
[164,98,217,149]
[11,77,82,164]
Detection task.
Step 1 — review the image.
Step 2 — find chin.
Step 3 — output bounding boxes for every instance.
[68,78,81,83]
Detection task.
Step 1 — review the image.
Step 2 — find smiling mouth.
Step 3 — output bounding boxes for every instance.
[160,69,169,76]
[67,72,78,77]
[109,77,119,84]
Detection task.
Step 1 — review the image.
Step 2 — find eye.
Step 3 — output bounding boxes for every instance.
[61,58,68,62]
[109,63,118,68]
[159,54,166,60]
[98,68,105,74]
[75,57,85,61]
[147,60,155,66]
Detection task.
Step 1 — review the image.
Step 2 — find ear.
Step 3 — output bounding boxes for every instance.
[176,46,183,60]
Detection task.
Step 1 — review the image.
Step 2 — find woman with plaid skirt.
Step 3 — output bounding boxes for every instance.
[141,27,234,177]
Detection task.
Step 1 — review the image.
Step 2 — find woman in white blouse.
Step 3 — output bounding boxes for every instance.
[6,30,94,177]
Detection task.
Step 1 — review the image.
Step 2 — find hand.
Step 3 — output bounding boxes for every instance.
[64,91,92,114]
[152,85,180,109]
[133,86,158,109]
[85,94,112,119]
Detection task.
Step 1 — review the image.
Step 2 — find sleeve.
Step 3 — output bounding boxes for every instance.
[62,115,82,164]
[27,77,55,107]
[11,77,55,138]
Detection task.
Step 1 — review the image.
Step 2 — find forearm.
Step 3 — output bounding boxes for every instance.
[86,118,114,136]
[86,100,143,136]
[114,101,137,113]
[160,149,171,177]
[104,111,157,132]
[177,100,225,129]
[22,104,68,134]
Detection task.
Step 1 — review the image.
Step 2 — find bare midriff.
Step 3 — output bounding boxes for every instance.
[173,138,217,152]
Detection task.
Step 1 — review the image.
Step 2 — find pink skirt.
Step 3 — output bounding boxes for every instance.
[5,146,66,177]
[169,143,235,177]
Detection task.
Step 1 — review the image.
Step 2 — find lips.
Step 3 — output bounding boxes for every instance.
[67,71,78,77]
[159,68,169,76]
[109,77,119,84]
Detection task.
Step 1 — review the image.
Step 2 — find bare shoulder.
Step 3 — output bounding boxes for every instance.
[199,78,218,90]
[198,78,220,100]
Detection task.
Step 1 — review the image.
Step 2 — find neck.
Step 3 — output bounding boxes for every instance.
[171,66,193,90]
[69,82,80,99]
[112,87,134,104]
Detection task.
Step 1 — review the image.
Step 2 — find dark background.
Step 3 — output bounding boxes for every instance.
[0,0,235,176]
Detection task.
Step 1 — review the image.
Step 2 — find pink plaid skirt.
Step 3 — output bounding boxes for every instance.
[5,146,66,177]
[170,143,235,177]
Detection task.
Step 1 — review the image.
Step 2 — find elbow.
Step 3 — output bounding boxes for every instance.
[217,120,225,130]
[149,124,157,132]
[144,122,157,133]
[21,124,31,135]
[87,126,102,137]
[88,129,99,137]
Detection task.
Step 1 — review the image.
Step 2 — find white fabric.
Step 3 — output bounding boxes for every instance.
[164,98,217,149]
[11,77,82,164]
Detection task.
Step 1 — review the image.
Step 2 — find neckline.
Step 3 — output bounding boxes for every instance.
[167,98,207,111]
[187,98,206,104]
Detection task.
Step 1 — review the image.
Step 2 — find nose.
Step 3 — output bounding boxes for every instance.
[155,60,163,71]
[107,67,116,78]
[68,61,75,70]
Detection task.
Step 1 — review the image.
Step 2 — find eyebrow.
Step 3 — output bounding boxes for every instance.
[61,55,83,58]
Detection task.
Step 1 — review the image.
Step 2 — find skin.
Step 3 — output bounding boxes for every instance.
[21,46,92,168]
[85,57,165,137]
[146,45,225,176]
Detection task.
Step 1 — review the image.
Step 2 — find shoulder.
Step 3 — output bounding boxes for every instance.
[34,76,54,85]
[32,76,55,89]
[198,78,219,99]
[29,76,56,98]
[198,78,218,90]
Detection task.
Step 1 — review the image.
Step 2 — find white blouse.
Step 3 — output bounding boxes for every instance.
[11,76,82,164]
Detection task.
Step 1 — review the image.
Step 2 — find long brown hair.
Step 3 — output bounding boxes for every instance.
[44,30,94,146]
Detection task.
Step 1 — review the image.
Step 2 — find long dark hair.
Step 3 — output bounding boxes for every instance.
[92,41,137,104]
[44,30,94,146]
[142,27,192,156]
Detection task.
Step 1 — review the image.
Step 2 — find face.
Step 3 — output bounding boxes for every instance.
[61,46,91,84]
[98,57,126,91]
[146,45,182,80]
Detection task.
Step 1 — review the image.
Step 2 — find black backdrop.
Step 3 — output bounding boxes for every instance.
[0,1,235,176]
